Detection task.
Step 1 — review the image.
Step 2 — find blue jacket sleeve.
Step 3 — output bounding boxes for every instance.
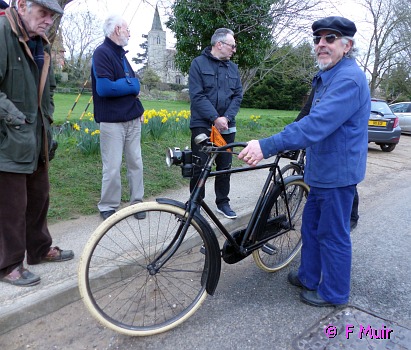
[95,76,140,97]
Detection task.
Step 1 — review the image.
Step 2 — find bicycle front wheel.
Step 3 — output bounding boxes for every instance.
[253,178,309,272]
[78,202,212,336]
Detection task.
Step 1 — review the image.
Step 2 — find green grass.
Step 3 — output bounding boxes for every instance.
[48,93,297,223]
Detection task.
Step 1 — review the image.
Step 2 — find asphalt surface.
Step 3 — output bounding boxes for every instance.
[1,136,410,349]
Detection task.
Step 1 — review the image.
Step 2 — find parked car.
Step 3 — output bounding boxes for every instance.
[389,102,411,134]
[368,98,401,152]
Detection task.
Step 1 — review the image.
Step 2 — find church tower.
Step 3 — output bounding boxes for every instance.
[147,5,167,82]
[147,5,187,85]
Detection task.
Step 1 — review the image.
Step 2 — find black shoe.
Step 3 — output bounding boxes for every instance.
[0,264,41,287]
[288,271,315,290]
[288,271,303,287]
[300,290,341,307]
[216,204,237,219]
[134,211,146,220]
[100,210,115,220]
[350,220,358,231]
[42,246,74,262]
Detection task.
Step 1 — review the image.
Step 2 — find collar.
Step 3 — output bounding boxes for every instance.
[104,37,127,58]
[314,56,352,85]
[202,46,230,64]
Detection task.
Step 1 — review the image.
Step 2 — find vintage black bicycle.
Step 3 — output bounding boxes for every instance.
[278,148,306,178]
[78,134,309,336]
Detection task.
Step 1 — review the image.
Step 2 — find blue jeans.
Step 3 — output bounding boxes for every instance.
[298,185,355,304]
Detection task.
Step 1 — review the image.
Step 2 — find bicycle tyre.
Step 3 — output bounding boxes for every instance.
[252,178,309,272]
[277,163,302,180]
[78,202,213,336]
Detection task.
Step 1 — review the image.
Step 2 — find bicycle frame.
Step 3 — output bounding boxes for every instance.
[79,138,308,336]
[151,140,302,271]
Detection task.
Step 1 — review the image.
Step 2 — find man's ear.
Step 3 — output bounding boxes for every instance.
[17,0,27,12]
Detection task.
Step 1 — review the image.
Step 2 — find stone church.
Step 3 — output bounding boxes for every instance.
[147,6,187,85]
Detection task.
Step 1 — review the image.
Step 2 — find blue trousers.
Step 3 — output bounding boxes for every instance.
[298,185,355,304]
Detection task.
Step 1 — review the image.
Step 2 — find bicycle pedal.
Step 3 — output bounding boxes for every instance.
[261,243,277,255]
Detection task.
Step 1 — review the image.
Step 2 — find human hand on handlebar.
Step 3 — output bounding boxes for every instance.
[238,140,263,166]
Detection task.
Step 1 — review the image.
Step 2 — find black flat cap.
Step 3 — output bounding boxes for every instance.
[312,16,356,37]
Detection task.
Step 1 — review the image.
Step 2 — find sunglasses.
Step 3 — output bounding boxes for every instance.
[313,34,341,45]
[220,41,237,50]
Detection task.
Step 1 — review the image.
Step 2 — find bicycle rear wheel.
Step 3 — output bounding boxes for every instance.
[253,178,309,272]
[278,163,301,179]
[78,202,213,336]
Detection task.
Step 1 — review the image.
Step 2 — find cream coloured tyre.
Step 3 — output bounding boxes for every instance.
[252,179,309,272]
[78,201,211,336]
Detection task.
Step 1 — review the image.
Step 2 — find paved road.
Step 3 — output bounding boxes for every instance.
[0,135,410,349]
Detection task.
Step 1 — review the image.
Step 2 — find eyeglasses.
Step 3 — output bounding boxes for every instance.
[313,34,341,45]
[220,41,237,50]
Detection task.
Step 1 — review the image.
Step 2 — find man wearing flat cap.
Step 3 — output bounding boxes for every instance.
[0,0,74,287]
[239,16,370,307]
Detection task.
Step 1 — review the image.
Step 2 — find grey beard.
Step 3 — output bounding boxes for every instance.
[318,61,332,71]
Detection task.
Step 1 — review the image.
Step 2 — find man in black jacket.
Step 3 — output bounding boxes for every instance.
[188,28,243,219]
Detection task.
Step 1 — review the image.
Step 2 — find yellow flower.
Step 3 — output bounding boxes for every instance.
[85,128,89,134]
[73,123,80,131]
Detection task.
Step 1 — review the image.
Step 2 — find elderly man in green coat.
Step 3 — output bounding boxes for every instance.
[0,0,74,287]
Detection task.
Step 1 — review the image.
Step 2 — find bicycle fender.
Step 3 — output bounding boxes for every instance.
[283,174,304,185]
[255,175,306,235]
[156,198,222,295]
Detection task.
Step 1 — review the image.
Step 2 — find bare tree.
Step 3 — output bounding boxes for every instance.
[60,9,103,83]
[240,0,322,92]
[359,0,410,97]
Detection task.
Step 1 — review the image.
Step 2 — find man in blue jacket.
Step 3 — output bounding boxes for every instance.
[91,15,145,220]
[189,28,243,219]
[239,17,370,306]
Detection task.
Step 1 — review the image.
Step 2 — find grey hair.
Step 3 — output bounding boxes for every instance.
[103,15,125,37]
[18,0,33,10]
[211,28,234,46]
[341,36,358,58]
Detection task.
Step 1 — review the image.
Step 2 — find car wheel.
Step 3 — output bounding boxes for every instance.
[379,144,396,152]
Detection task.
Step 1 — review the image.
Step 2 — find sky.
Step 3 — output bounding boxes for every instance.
[58,0,373,70]
[64,0,173,69]
[24,0,371,71]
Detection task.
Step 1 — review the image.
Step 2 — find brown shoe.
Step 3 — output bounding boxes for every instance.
[42,246,74,262]
[0,264,40,287]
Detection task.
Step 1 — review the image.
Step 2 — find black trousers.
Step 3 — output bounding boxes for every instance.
[190,127,235,207]
[350,186,359,222]
[0,162,52,276]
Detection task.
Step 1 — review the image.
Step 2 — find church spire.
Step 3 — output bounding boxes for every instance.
[151,5,163,31]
